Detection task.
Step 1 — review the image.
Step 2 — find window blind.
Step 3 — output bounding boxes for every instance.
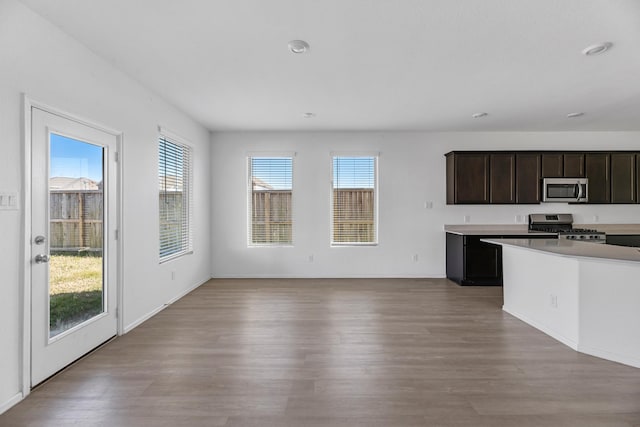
[331,156,377,245]
[159,136,193,261]
[248,157,293,245]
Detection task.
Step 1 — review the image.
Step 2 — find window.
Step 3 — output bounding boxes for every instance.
[159,133,192,261]
[331,155,378,245]
[248,156,293,245]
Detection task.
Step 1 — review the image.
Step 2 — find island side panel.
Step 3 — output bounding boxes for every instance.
[501,245,581,349]
[578,260,640,368]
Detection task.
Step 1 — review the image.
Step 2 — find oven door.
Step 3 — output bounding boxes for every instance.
[543,178,588,202]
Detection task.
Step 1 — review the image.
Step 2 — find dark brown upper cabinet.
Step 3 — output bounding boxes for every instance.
[515,153,541,203]
[490,153,516,204]
[585,153,610,203]
[611,153,637,204]
[563,153,585,177]
[541,153,585,178]
[446,152,490,204]
[542,153,563,177]
[446,150,637,205]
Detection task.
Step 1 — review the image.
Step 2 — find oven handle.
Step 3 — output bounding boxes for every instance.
[576,181,583,201]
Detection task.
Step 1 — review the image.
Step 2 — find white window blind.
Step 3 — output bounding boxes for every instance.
[331,156,378,245]
[248,156,293,245]
[159,135,193,261]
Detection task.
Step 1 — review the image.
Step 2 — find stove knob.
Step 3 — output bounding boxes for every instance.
[580,235,585,239]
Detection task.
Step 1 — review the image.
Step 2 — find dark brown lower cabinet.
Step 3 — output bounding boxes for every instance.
[445,233,555,286]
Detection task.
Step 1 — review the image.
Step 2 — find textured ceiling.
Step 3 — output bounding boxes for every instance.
[19,0,640,131]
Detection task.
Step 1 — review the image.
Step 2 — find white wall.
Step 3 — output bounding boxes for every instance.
[0,0,211,411]
[210,131,640,278]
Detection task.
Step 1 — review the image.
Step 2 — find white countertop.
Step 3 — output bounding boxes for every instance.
[445,224,640,236]
[483,238,640,263]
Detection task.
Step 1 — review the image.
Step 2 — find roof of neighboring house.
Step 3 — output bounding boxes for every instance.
[49,177,101,191]
[252,177,273,191]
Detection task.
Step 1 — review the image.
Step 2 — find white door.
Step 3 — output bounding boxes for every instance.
[31,107,118,386]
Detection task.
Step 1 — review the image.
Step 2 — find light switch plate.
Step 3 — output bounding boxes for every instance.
[0,191,19,210]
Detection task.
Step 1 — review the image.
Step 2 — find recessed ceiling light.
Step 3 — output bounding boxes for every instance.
[302,112,315,118]
[582,42,613,56]
[471,112,488,119]
[288,40,310,54]
[567,112,585,118]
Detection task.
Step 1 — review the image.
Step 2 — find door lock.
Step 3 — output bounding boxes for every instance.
[34,254,50,264]
[34,235,46,245]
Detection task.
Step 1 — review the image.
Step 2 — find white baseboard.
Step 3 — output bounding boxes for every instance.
[0,392,23,415]
[502,305,579,350]
[123,277,209,334]
[578,344,640,369]
[210,273,447,279]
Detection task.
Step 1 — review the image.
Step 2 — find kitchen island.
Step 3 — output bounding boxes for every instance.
[484,238,640,368]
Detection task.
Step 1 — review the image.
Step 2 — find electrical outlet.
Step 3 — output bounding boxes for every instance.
[593,215,599,223]
[171,271,176,280]
[308,254,314,262]
[515,215,523,223]
[463,215,471,223]
[424,201,433,209]
[412,254,419,262]
[550,294,558,308]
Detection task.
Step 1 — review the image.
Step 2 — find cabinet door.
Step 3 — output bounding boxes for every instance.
[542,154,563,177]
[515,153,541,203]
[585,153,610,203]
[454,153,490,203]
[464,237,502,284]
[564,153,585,177]
[490,153,515,203]
[611,153,636,203]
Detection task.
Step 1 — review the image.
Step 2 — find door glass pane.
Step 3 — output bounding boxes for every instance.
[49,133,104,338]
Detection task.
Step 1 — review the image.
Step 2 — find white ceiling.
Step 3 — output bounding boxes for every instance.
[19,0,640,131]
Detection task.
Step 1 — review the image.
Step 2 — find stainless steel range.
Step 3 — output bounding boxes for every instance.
[528,213,606,244]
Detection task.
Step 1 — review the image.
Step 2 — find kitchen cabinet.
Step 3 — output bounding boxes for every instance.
[585,153,610,204]
[446,232,554,286]
[542,153,563,177]
[606,235,640,247]
[610,153,637,204]
[446,152,490,204]
[489,153,515,203]
[515,153,541,203]
[564,153,585,177]
[446,150,638,205]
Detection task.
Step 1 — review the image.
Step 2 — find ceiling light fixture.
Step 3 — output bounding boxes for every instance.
[288,40,310,54]
[567,112,585,118]
[302,112,316,118]
[582,42,613,56]
[471,112,488,119]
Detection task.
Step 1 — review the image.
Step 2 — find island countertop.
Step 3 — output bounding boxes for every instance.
[445,224,640,236]
[483,238,640,264]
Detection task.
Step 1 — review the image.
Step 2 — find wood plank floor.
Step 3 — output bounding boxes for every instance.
[3,278,640,426]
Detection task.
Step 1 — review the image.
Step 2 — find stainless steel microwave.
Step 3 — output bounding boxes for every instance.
[542,178,588,203]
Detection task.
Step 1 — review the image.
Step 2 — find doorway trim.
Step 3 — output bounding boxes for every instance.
[21,95,124,399]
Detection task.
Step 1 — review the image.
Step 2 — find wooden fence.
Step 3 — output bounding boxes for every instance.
[332,188,375,243]
[50,190,103,251]
[251,190,292,243]
[250,188,375,244]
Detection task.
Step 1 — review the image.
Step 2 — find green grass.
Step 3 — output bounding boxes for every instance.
[49,254,103,334]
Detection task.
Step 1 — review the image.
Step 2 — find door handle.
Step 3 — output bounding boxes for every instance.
[34,254,50,264]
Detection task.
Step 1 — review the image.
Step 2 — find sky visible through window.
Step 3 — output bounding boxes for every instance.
[333,157,375,189]
[50,133,103,182]
[251,157,292,190]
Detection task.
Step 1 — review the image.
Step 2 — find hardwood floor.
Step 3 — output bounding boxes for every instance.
[3,278,640,426]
